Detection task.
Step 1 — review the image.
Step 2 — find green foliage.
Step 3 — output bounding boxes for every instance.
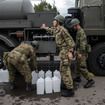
[34,1,59,14]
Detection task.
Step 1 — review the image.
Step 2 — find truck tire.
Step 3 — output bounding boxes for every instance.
[88,43,105,76]
[0,44,9,68]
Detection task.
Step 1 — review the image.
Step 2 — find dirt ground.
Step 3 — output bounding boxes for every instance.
[0,75,105,105]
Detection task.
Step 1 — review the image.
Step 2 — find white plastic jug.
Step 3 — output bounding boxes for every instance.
[31,71,38,84]
[53,70,61,79]
[38,70,45,78]
[0,69,4,82]
[3,69,9,82]
[52,76,61,93]
[45,70,52,78]
[37,77,44,95]
[45,77,52,94]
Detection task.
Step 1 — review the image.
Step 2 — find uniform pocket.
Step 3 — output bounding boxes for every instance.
[62,59,69,66]
[59,49,68,59]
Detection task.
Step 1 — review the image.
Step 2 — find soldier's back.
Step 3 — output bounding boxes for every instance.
[13,43,33,55]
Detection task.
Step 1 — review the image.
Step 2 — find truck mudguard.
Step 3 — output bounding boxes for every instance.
[0,34,18,47]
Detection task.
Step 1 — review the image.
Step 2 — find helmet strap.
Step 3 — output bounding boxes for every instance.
[76,25,78,30]
[54,20,59,27]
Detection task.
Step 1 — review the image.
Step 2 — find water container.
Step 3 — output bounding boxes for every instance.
[3,69,9,82]
[31,71,38,84]
[53,70,61,79]
[0,0,34,19]
[0,69,4,82]
[37,77,44,95]
[52,76,61,93]
[45,77,52,94]
[45,70,52,78]
[38,70,45,78]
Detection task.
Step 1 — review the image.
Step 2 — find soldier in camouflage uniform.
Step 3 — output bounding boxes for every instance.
[42,15,75,97]
[70,18,95,88]
[4,41,39,90]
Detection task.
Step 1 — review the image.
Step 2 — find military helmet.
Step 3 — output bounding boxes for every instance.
[31,41,39,49]
[54,15,65,24]
[70,18,80,27]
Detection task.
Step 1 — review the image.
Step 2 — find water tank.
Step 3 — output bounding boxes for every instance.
[0,0,35,19]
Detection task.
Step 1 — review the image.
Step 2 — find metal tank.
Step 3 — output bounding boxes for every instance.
[0,0,35,19]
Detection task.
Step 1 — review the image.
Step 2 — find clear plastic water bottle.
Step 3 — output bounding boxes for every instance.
[52,76,61,93]
[45,70,52,78]
[31,71,38,84]
[53,70,61,79]
[3,69,9,82]
[45,77,52,94]
[38,70,45,78]
[0,69,4,82]
[37,77,44,95]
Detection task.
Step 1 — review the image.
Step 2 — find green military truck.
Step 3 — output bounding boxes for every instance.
[0,0,57,69]
[0,0,105,76]
[65,0,105,76]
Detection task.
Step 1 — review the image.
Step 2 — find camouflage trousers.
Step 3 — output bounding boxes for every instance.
[59,49,73,89]
[7,57,32,83]
[74,54,92,80]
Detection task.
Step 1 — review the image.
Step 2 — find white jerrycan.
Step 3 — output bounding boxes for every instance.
[45,77,52,94]
[0,69,4,82]
[45,70,52,78]
[38,70,45,78]
[37,77,44,95]
[3,69,9,82]
[31,71,38,84]
[53,70,61,79]
[52,76,61,93]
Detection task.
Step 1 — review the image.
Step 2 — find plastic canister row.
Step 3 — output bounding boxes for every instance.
[37,76,61,95]
[31,70,61,84]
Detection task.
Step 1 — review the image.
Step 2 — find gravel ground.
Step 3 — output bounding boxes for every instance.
[0,75,105,105]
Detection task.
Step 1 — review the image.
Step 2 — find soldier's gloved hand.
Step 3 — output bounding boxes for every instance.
[68,52,73,60]
[35,70,38,73]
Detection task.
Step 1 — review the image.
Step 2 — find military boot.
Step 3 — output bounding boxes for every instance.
[84,79,95,88]
[10,82,15,90]
[61,89,75,97]
[61,84,68,90]
[73,77,81,83]
[26,83,33,91]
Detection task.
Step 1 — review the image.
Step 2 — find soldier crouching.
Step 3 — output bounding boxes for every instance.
[3,41,39,91]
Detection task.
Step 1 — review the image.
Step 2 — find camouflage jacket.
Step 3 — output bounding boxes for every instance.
[46,26,75,52]
[3,52,9,66]
[76,27,87,54]
[8,43,37,70]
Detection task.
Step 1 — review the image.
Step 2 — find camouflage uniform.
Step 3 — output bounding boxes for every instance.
[7,43,37,83]
[75,27,92,80]
[46,26,75,89]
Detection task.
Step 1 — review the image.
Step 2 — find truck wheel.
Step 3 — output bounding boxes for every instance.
[88,43,105,76]
[0,45,9,68]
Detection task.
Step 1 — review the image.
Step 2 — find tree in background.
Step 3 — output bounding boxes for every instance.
[34,0,59,14]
